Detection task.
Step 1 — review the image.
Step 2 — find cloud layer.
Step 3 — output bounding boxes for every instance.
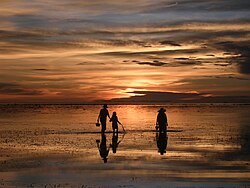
[0,0,250,103]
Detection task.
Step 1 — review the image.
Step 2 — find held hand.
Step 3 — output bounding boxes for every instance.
[155,123,159,130]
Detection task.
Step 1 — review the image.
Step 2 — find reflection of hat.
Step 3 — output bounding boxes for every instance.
[158,108,166,112]
[160,150,166,155]
[103,158,108,163]
[103,104,108,108]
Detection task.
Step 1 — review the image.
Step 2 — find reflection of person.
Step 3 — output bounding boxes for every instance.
[110,112,122,133]
[97,104,110,132]
[110,132,125,153]
[96,133,110,163]
[156,108,168,133]
[156,132,168,155]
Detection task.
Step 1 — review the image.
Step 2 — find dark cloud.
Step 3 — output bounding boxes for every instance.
[159,40,181,46]
[223,76,250,81]
[175,57,190,60]
[107,90,250,104]
[178,61,199,65]
[213,63,232,67]
[99,49,200,57]
[130,59,200,67]
[76,62,105,65]
[8,14,52,29]
[136,60,168,67]
[77,62,89,65]
[0,30,43,39]
[144,0,250,13]
[32,69,49,71]
[215,41,250,74]
[205,75,250,81]
[0,82,42,96]
[109,91,203,103]
[182,0,250,11]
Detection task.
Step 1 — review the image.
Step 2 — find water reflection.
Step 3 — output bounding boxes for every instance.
[96,133,110,163]
[96,132,126,162]
[1,104,250,185]
[110,132,125,154]
[156,132,168,155]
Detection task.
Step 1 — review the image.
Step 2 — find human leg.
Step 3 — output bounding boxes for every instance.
[101,120,106,132]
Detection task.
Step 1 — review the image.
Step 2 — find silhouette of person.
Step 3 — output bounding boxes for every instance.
[110,112,122,133]
[97,104,110,132]
[110,132,125,153]
[156,108,168,133]
[156,131,168,155]
[96,133,110,163]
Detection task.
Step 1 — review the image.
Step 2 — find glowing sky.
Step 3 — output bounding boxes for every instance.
[0,0,250,103]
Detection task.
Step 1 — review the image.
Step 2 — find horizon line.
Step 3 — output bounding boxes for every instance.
[0,103,249,105]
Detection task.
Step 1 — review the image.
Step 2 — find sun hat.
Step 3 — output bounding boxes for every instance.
[158,108,166,112]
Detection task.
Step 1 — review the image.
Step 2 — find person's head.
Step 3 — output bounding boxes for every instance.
[112,112,117,116]
[158,108,166,113]
[103,104,108,108]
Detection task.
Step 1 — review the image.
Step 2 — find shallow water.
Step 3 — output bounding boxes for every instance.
[0,104,249,188]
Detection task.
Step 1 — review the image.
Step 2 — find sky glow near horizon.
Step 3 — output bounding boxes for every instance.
[0,0,250,103]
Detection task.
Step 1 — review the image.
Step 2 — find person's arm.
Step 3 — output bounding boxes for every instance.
[156,114,159,125]
[97,110,101,122]
[96,142,100,150]
[107,110,110,119]
[117,117,121,125]
[165,114,168,126]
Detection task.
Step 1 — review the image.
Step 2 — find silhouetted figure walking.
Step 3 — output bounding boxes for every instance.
[156,108,168,133]
[156,131,168,155]
[97,104,110,132]
[110,112,122,133]
[96,133,110,163]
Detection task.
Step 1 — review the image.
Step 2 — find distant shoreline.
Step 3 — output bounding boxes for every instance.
[0,103,249,106]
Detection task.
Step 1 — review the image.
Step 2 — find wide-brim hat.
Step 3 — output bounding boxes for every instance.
[103,158,108,163]
[103,104,108,108]
[158,108,166,112]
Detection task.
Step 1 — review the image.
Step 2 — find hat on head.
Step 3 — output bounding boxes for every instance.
[103,158,108,163]
[158,108,166,112]
[103,104,108,108]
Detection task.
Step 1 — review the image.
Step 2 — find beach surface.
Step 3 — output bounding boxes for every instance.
[0,104,249,188]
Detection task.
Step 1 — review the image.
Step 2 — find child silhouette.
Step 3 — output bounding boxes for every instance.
[110,112,122,133]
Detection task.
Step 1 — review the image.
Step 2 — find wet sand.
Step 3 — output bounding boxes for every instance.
[0,104,249,187]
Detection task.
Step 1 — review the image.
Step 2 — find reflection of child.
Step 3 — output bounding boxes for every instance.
[110,112,121,132]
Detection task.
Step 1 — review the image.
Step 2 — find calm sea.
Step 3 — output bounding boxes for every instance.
[0,104,249,187]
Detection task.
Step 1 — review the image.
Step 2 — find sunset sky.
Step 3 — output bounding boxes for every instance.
[0,0,250,103]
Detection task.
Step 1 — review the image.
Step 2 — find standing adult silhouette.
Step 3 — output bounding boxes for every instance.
[97,104,110,132]
[156,108,168,133]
